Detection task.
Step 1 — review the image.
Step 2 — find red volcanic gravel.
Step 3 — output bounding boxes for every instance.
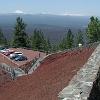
[0,47,95,100]
[0,69,12,87]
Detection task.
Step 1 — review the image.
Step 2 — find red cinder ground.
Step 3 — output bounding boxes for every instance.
[0,47,95,100]
[0,69,12,87]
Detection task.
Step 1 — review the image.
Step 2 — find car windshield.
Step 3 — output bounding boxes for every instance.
[15,52,22,54]
[0,47,5,50]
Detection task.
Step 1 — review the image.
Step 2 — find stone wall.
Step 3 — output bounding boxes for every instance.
[88,67,100,100]
[0,53,18,68]
[58,43,100,100]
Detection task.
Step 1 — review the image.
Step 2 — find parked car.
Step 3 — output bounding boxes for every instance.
[0,49,8,53]
[3,50,14,56]
[10,54,18,59]
[0,46,5,51]
[0,49,14,56]
[14,52,23,55]
[10,52,23,60]
[15,55,27,61]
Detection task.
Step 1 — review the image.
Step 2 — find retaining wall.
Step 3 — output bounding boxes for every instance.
[58,43,100,100]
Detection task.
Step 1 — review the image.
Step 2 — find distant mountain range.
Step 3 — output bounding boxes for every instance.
[0,14,91,43]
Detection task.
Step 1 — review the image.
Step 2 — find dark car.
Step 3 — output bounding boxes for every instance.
[15,55,27,61]
[0,46,5,51]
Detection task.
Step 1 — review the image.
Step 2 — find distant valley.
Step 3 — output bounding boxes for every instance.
[0,14,90,43]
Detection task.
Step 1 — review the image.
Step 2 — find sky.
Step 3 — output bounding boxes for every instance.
[0,0,100,16]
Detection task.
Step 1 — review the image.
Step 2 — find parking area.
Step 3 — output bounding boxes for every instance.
[0,47,46,72]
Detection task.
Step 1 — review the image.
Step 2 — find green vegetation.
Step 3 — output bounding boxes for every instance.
[12,17,29,47]
[59,29,74,50]
[31,29,51,53]
[87,16,100,43]
[76,30,84,46]
[0,16,100,53]
[0,29,7,45]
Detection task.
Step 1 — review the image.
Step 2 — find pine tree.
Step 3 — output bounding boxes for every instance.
[32,29,42,50]
[87,16,100,43]
[31,29,48,51]
[52,44,59,52]
[44,38,52,54]
[13,17,29,47]
[66,29,74,49]
[0,29,7,45]
[59,38,66,50]
[76,30,84,46]
[59,29,74,50]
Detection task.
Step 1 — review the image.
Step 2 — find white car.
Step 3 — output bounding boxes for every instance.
[10,52,23,59]
[14,52,23,55]
[0,49,9,53]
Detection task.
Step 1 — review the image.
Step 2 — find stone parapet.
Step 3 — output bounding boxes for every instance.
[58,44,100,100]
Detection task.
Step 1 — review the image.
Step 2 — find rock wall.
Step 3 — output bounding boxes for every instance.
[88,68,100,100]
[58,43,100,100]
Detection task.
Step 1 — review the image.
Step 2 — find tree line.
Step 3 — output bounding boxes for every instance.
[0,16,100,53]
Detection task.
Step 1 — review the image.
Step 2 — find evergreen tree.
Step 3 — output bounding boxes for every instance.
[0,29,7,45]
[76,30,84,46]
[87,16,100,43]
[66,29,74,48]
[13,17,29,47]
[52,44,59,52]
[59,38,66,50]
[59,29,74,50]
[31,29,51,53]
[44,38,52,53]
[32,29,44,50]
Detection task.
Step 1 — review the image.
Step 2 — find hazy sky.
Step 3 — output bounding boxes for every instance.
[0,0,99,16]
